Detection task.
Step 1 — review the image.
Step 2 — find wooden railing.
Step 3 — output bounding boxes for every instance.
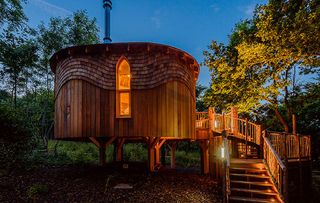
[263,131,288,202]
[267,131,311,160]
[196,108,312,203]
[263,131,311,202]
[195,112,209,129]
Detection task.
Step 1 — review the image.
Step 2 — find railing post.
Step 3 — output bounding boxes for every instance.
[245,118,248,158]
[293,114,303,201]
[231,106,238,135]
[284,167,288,203]
[257,125,263,158]
[209,107,214,131]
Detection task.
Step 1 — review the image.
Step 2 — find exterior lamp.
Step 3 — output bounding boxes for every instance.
[221,146,225,159]
[215,120,219,128]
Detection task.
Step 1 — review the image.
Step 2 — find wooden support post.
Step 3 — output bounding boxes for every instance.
[116,138,125,162]
[293,114,303,200]
[155,139,166,165]
[147,137,156,172]
[155,143,161,165]
[200,140,209,175]
[89,137,106,166]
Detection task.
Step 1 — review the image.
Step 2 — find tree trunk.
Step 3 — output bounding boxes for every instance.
[274,108,289,133]
[13,77,17,108]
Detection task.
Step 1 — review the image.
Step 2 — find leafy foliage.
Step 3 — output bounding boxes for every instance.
[203,0,320,132]
[0,0,27,29]
[0,103,34,170]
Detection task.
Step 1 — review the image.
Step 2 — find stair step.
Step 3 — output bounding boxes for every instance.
[231,180,273,186]
[231,188,278,196]
[230,173,270,179]
[229,196,280,203]
[230,167,266,172]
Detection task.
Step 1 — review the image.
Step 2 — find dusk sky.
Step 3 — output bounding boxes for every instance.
[24,0,266,86]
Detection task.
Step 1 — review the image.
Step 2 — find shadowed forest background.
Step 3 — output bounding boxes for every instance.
[0,0,320,202]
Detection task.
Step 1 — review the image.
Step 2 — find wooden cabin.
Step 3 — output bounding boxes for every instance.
[50,42,201,170]
[50,43,199,140]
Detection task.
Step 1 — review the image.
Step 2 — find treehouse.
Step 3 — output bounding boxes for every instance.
[50,42,204,171]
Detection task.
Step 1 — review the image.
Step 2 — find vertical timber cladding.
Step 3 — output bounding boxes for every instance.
[51,43,199,140]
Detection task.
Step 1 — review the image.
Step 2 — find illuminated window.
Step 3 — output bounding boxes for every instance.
[116,57,131,117]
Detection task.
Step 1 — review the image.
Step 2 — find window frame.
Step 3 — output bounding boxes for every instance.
[116,56,131,118]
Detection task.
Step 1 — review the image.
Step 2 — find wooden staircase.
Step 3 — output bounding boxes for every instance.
[228,159,282,203]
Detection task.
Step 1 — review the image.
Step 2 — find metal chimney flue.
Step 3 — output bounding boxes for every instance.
[103,0,112,43]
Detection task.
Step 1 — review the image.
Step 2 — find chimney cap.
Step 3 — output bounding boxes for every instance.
[103,0,112,8]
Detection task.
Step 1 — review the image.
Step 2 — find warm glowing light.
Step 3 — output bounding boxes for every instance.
[221,147,225,159]
[117,58,131,117]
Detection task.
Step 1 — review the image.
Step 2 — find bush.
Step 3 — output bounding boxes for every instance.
[123,143,147,162]
[27,183,48,200]
[0,104,34,170]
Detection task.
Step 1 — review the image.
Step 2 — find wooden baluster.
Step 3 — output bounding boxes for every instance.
[245,118,248,158]
[222,113,225,132]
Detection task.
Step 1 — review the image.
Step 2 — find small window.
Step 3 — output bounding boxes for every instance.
[116,57,131,117]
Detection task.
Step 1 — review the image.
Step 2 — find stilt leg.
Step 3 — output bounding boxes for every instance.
[148,138,155,172]
[155,144,160,165]
[116,138,125,162]
[200,140,209,175]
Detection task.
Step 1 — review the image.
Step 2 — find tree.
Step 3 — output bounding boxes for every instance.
[196,83,208,112]
[36,10,100,92]
[0,0,27,29]
[35,10,100,149]
[0,25,38,107]
[203,0,320,132]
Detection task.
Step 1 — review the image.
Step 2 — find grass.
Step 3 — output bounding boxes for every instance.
[30,140,201,168]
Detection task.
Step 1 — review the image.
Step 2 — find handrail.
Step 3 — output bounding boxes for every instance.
[263,131,288,202]
[263,134,286,170]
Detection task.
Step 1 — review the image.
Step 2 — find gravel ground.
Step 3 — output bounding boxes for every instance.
[0,163,222,203]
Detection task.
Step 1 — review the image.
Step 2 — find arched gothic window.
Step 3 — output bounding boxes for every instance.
[116,57,131,117]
